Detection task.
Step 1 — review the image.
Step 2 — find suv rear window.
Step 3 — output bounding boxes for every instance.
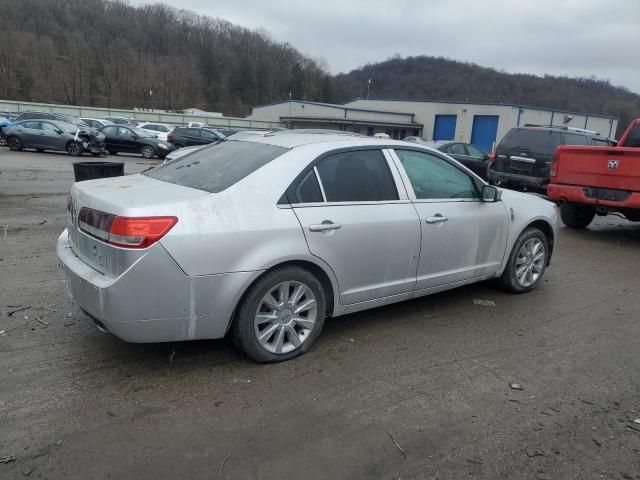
[498,128,563,155]
[145,140,288,193]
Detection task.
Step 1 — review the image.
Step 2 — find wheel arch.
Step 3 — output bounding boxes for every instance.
[225,258,338,335]
[519,219,555,265]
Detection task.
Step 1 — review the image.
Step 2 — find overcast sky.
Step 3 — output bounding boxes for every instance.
[131,0,640,94]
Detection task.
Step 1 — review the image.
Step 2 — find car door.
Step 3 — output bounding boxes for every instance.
[290,148,421,305]
[390,148,509,290]
[100,126,118,150]
[40,121,67,150]
[18,121,43,148]
[117,126,137,152]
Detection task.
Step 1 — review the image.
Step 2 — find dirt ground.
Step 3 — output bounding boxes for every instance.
[1,149,639,480]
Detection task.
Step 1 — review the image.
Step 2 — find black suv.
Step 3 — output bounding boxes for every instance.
[167,127,225,148]
[488,125,616,190]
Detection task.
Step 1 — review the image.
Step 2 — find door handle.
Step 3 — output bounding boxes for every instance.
[309,222,342,232]
[425,215,448,224]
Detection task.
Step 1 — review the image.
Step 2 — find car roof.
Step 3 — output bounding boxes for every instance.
[236,130,439,150]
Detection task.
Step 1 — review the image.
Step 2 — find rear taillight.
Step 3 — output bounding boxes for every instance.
[489,150,496,165]
[78,207,177,249]
[167,132,173,142]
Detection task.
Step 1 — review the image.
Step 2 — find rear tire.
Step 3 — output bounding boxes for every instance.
[90,152,101,157]
[560,203,595,229]
[231,266,326,363]
[108,150,118,155]
[66,141,83,157]
[500,227,549,293]
[7,136,23,151]
[140,145,155,159]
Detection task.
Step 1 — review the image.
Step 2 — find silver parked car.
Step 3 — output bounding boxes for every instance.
[5,119,106,156]
[58,132,558,362]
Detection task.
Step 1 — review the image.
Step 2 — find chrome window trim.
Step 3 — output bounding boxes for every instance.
[313,166,327,202]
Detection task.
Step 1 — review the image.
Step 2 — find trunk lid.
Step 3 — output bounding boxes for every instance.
[67,174,208,277]
[493,128,564,179]
[553,146,640,191]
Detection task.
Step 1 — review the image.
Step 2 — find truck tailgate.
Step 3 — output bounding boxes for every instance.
[554,146,640,191]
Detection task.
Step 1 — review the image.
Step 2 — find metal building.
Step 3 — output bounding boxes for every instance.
[248,99,619,152]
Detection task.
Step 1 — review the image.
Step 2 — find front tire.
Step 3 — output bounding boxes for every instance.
[560,203,595,229]
[7,136,23,151]
[231,266,326,363]
[500,227,548,293]
[67,141,83,157]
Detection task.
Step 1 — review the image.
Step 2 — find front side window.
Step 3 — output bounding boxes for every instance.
[118,127,132,136]
[201,130,219,141]
[315,150,398,202]
[395,149,478,200]
[23,121,40,129]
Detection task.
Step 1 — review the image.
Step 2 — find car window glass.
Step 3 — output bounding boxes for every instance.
[157,125,169,132]
[498,128,563,155]
[564,134,589,145]
[395,149,478,200]
[146,140,288,193]
[102,126,117,136]
[622,125,640,148]
[292,169,324,203]
[118,127,131,136]
[315,150,398,202]
[201,130,218,140]
[23,121,41,129]
[41,122,58,132]
[467,144,486,158]
[449,143,466,155]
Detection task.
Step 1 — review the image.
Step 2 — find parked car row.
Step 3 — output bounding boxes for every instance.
[0,110,236,159]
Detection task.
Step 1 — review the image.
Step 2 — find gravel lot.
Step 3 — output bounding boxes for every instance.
[1,149,639,480]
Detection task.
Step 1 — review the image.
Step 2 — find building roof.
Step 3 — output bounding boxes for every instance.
[280,116,421,129]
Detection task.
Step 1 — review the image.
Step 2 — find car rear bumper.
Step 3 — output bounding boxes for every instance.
[488,170,547,188]
[57,229,261,343]
[547,184,640,209]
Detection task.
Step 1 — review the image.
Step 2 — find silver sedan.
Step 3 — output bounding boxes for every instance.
[58,131,558,362]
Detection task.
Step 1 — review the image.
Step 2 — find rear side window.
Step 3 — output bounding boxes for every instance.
[292,169,324,203]
[102,126,117,135]
[564,134,589,145]
[622,125,640,148]
[448,143,466,155]
[23,121,40,129]
[315,150,398,202]
[145,140,288,193]
[498,128,563,155]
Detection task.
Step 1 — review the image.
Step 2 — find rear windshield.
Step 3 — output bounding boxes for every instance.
[498,128,564,155]
[622,125,640,148]
[145,140,288,193]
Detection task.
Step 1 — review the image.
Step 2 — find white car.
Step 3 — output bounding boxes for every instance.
[187,121,207,128]
[58,131,558,362]
[80,118,114,129]
[136,122,175,141]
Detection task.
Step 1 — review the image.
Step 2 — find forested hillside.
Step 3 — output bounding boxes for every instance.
[1,0,637,133]
[333,55,640,136]
[0,0,332,116]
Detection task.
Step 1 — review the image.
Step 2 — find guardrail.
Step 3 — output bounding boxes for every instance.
[0,99,284,130]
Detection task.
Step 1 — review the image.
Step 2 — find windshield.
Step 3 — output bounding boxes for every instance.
[498,128,563,155]
[145,140,288,193]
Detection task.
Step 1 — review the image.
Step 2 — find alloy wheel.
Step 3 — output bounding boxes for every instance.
[514,238,545,287]
[254,281,317,354]
[142,146,154,158]
[68,142,81,156]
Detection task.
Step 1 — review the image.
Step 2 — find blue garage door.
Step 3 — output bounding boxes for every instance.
[433,115,457,141]
[470,115,499,152]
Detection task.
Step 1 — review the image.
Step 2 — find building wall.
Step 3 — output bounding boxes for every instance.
[250,101,414,124]
[346,99,619,142]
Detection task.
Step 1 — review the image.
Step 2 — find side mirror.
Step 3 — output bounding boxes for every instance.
[482,184,501,202]
[131,135,137,140]
[57,129,63,134]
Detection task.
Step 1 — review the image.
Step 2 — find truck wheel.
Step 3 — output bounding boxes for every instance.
[560,203,595,229]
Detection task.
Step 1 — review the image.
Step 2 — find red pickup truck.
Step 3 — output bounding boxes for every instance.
[548,119,640,228]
